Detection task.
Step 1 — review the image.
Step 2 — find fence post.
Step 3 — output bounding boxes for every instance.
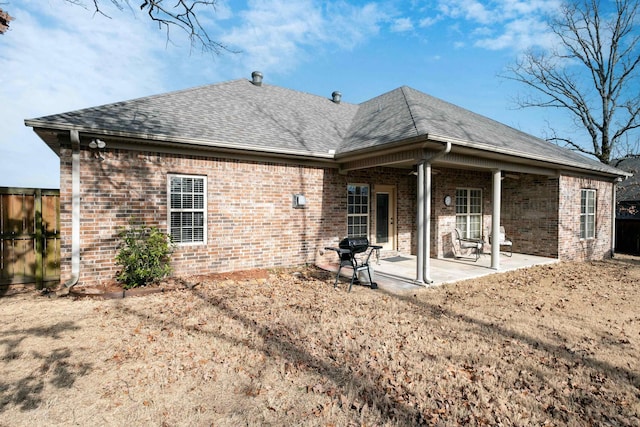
[34,189,43,288]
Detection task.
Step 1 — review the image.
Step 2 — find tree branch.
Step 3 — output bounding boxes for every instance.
[76,0,236,54]
[502,0,640,163]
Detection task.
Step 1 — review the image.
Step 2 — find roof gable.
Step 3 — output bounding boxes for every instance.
[341,86,622,175]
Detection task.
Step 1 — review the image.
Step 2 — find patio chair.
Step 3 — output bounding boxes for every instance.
[490,226,513,257]
[453,228,482,261]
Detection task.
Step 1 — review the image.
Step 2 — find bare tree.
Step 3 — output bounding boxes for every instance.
[59,1,232,54]
[505,0,640,164]
[0,7,12,34]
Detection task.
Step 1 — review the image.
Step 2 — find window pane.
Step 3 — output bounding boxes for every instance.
[171,194,181,209]
[181,194,192,209]
[194,179,203,193]
[194,212,204,226]
[470,190,482,214]
[347,184,369,237]
[455,188,482,239]
[455,189,467,214]
[580,189,596,239]
[194,195,204,209]
[171,212,181,228]
[168,176,205,244]
[171,178,181,192]
[469,216,482,239]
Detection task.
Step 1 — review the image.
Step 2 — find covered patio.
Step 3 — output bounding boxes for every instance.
[319,252,559,294]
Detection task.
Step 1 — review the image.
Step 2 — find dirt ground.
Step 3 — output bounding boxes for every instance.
[0,256,639,426]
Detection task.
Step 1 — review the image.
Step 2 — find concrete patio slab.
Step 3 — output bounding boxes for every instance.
[318,252,558,295]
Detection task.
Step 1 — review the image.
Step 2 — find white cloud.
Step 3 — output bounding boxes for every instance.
[220,0,387,75]
[391,17,413,33]
[475,17,557,51]
[438,0,493,25]
[429,0,562,52]
[418,15,442,28]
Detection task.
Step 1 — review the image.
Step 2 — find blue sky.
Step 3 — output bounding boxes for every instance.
[1,0,585,188]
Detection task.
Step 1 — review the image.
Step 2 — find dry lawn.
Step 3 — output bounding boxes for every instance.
[1,256,639,426]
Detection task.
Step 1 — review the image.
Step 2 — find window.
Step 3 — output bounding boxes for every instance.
[347,184,369,237]
[455,188,482,239]
[580,189,596,239]
[168,175,206,244]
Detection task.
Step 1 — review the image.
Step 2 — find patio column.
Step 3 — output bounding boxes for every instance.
[491,169,502,270]
[424,161,433,282]
[416,161,426,284]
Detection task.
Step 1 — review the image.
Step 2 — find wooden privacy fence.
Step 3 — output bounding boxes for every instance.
[0,187,60,287]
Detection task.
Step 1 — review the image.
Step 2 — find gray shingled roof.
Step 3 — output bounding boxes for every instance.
[26,78,626,176]
[340,86,622,175]
[615,157,640,201]
[27,79,359,157]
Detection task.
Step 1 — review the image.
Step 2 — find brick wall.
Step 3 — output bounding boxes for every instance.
[501,174,559,257]
[558,175,614,261]
[432,168,492,258]
[59,145,415,287]
[432,169,560,258]
[58,142,616,287]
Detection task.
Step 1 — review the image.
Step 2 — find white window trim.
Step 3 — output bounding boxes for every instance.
[347,183,370,238]
[580,188,596,240]
[167,174,207,245]
[455,188,483,240]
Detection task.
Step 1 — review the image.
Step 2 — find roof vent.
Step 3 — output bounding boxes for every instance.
[251,71,263,86]
[332,91,342,104]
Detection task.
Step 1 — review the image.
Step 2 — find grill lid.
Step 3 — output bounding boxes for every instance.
[339,237,370,253]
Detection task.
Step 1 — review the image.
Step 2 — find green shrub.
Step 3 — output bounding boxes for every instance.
[115,223,173,289]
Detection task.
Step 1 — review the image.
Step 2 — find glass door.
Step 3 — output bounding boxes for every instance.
[375,185,396,251]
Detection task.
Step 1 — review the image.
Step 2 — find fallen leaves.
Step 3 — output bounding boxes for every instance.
[1,260,639,426]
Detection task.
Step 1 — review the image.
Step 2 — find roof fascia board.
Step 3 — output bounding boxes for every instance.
[429,133,628,178]
[91,138,339,169]
[25,123,337,161]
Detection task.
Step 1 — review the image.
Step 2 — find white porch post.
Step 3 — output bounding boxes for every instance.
[416,161,425,284]
[424,162,433,282]
[491,169,502,270]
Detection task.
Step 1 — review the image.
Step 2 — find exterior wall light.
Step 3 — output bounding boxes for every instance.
[292,194,306,208]
[89,139,106,149]
[89,138,107,160]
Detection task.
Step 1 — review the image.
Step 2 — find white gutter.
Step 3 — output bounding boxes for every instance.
[62,129,81,289]
[22,122,338,160]
[416,140,451,285]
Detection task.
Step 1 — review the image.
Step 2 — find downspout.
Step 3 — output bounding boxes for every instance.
[611,177,622,258]
[62,129,81,290]
[416,140,451,285]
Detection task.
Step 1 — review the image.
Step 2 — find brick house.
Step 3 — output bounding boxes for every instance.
[25,72,628,288]
[614,157,640,254]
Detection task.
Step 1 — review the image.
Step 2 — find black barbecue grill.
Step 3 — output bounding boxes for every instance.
[325,237,382,292]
